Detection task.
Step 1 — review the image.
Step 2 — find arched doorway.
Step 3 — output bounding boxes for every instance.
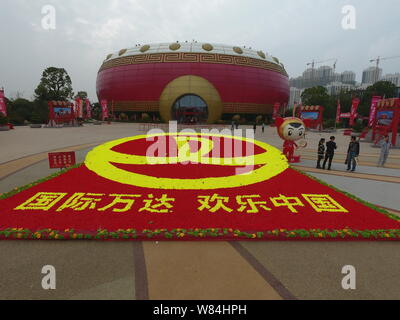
[171,94,208,124]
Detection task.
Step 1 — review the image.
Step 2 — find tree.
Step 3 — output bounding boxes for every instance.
[301,86,331,108]
[8,98,35,125]
[358,81,397,116]
[7,98,49,125]
[91,102,102,120]
[75,91,88,100]
[34,67,74,101]
[366,81,396,98]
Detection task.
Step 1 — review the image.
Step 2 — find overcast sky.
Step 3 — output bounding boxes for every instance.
[0,0,399,101]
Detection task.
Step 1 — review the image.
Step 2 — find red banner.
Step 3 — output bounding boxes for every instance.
[368,96,382,127]
[272,103,280,121]
[75,98,83,118]
[349,98,360,127]
[296,104,302,118]
[85,99,91,119]
[0,89,7,117]
[48,152,76,169]
[101,99,108,120]
[336,100,341,124]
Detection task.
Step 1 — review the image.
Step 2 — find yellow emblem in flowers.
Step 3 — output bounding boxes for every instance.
[84,132,288,190]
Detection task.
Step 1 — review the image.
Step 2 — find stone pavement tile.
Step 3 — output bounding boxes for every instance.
[0,148,92,194]
[296,159,400,177]
[0,241,136,300]
[307,172,400,211]
[240,241,400,300]
[143,241,282,300]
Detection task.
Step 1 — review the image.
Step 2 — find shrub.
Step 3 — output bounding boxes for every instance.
[0,113,9,125]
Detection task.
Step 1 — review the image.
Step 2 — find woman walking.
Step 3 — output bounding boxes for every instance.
[317,138,325,169]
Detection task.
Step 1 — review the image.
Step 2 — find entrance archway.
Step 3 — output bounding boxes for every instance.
[159,75,222,124]
[172,94,208,124]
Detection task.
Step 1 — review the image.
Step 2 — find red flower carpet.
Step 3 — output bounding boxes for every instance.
[0,133,399,241]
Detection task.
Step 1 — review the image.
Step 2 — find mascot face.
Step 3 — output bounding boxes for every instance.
[276,117,306,141]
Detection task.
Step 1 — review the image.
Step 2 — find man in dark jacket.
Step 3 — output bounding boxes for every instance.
[346,136,360,172]
[323,136,337,170]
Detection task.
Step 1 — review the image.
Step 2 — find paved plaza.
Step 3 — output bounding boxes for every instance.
[0,123,399,300]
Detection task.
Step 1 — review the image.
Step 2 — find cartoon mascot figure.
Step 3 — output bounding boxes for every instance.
[276,117,307,163]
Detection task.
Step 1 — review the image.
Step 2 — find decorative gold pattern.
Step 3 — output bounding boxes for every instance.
[140,45,150,53]
[99,52,287,76]
[119,49,127,56]
[257,51,266,59]
[202,43,213,51]
[169,43,181,51]
[159,75,223,124]
[233,47,243,54]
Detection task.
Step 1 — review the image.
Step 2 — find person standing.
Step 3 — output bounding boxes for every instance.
[262,122,265,133]
[231,121,235,131]
[323,136,337,170]
[317,138,326,169]
[378,135,392,167]
[346,136,360,172]
[253,122,257,133]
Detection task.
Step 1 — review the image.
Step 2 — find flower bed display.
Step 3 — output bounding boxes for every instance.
[1,133,399,241]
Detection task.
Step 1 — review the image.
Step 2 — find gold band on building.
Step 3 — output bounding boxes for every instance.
[99,52,287,76]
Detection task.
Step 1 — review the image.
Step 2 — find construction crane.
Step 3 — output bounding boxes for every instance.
[306,58,338,70]
[369,55,400,83]
[369,55,400,68]
[306,58,338,82]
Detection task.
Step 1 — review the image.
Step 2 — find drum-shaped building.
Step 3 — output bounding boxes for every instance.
[96,42,289,123]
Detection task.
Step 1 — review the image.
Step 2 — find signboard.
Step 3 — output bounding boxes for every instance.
[301,112,319,120]
[48,152,76,169]
[48,101,74,126]
[299,106,324,130]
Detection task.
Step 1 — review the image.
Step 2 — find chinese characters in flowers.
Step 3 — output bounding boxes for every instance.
[1,132,399,240]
